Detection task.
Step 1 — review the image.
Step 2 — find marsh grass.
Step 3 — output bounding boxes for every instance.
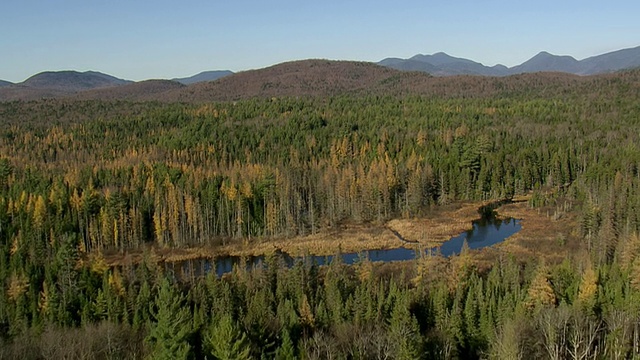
[102,200,578,268]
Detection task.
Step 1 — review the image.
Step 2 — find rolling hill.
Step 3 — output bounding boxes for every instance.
[0,70,131,101]
[157,59,427,102]
[21,70,130,91]
[0,86,72,102]
[157,66,640,103]
[1,45,639,102]
[74,80,185,101]
[1,56,639,103]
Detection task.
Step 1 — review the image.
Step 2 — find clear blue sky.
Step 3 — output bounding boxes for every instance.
[1,0,638,82]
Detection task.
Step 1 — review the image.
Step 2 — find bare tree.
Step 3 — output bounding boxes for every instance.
[567,309,601,360]
[604,310,633,360]
[537,305,570,360]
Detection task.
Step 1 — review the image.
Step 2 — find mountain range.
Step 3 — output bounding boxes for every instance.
[379,45,640,76]
[0,45,639,102]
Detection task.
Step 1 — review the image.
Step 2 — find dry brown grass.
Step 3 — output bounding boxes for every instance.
[222,225,401,257]
[102,201,491,266]
[103,245,214,267]
[474,199,581,267]
[102,199,582,268]
[386,201,489,247]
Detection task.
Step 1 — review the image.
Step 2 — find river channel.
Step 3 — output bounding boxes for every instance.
[168,215,522,278]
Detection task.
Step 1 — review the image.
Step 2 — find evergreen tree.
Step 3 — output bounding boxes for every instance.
[388,295,422,360]
[146,278,192,360]
[205,314,251,360]
[275,328,296,360]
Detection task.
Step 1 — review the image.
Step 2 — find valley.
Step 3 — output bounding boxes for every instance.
[1,61,639,359]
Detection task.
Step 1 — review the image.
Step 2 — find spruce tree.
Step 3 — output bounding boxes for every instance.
[146,277,192,360]
[388,295,422,360]
[275,328,296,360]
[205,314,251,360]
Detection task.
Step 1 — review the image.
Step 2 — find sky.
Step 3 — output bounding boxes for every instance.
[1,0,639,82]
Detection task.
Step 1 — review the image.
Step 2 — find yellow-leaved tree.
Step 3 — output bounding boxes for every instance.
[526,264,556,309]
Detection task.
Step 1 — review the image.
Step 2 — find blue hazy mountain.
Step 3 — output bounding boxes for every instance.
[379,45,640,76]
[172,70,233,85]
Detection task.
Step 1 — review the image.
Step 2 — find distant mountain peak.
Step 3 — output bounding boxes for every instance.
[173,70,233,85]
[378,45,640,76]
[511,52,579,74]
[389,52,506,76]
[529,51,577,61]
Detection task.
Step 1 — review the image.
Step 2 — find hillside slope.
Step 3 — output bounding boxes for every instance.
[74,80,185,101]
[157,60,609,102]
[158,59,424,102]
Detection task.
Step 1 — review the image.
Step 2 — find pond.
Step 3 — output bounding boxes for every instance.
[170,216,521,278]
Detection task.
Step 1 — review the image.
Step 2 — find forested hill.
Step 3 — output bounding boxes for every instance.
[2,60,640,103]
[0,71,131,102]
[0,60,414,102]
[96,59,430,102]
[73,80,185,101]
[157,59,416,102]
[156,61,590,102]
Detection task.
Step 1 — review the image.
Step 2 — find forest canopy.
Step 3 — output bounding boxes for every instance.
[1,70,640,358]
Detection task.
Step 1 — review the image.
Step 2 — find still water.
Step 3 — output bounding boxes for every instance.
[171,217,521,278]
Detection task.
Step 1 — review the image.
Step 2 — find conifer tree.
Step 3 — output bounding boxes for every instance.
[388,295,422,360]
[146,278,192,360]
[54,233,80,325]
[133,280,152,329]
[275,328,296,360]
[526,264,557,309]
[205,314,251,360]
[577,261,598,313]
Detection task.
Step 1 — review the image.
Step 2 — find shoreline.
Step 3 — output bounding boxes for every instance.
[103,199,516,267]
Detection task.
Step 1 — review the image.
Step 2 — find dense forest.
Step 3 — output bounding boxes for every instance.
[1,69,640,358]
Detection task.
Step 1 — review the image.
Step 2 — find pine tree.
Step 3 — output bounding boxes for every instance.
[146,278,192,360]
[388,295,422,360]
[54,233,80,325]
[275,328,296,360]
[205,314,251,360]
[133,280,152,329]
[298,294,316,330]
